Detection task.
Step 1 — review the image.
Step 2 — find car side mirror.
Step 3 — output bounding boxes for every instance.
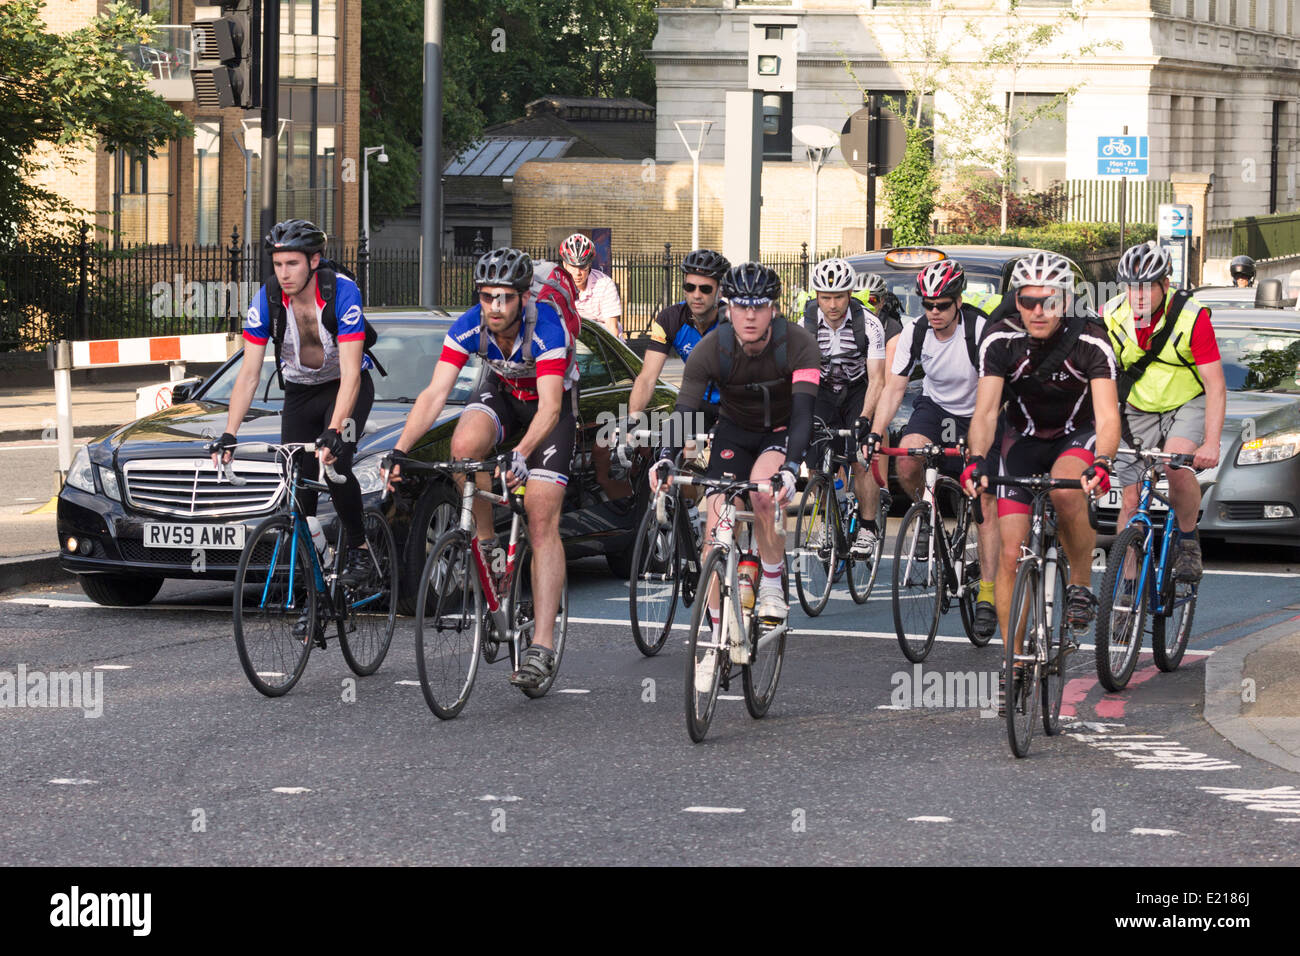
[169,377,203,403]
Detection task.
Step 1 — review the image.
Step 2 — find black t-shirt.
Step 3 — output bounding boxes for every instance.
[678,320,822,431]
[645,302,723,359]
[978,313,1117,439]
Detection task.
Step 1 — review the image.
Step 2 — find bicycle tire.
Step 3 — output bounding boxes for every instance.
[893,502,943,663]
[938,481,986,647]
[512,539,569,699]
[744,563,787,719]
[233,514,316,697]
[1042,548,1070,736]
[1153,580,1197,672]
[629,498,681,657]
[414,529,483,720]
[794,473,835,617]
[685,548,728,743]
[1006,560,1040,758]
[338,508,399,677]
[847,491,887,604]
[1095,525,1148,692]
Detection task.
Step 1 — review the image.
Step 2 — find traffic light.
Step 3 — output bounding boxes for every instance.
[191,0,254,109]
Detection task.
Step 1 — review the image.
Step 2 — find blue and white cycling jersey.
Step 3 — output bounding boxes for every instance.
[440,301,573,402]
[646,301,721,405]
[242,273,373,386]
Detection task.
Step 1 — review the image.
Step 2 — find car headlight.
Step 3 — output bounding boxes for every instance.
[353,456,385,495]
[65,447,95,494]
[97,465,121,501]
[1236,430,1300,465]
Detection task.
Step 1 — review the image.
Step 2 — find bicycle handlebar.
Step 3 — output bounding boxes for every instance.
[1118,445,1196,470]
[218,440,343,484]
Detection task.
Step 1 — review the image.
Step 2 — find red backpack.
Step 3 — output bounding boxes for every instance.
[531,261,583,343]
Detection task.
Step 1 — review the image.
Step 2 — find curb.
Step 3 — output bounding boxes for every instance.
[1203,618,1300,775]
[0,425,119,445]
[0,552,67,591]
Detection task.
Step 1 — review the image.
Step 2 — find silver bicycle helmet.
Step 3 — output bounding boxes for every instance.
[1116,242,1171,284]
[811,257,856,293]
[1010,251,1075,292]
[474,247,533,291]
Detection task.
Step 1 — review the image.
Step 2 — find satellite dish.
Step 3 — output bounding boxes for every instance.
[792,125,839,150]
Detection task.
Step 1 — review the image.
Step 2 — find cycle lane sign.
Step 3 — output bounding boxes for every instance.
[1097,135,1148,176]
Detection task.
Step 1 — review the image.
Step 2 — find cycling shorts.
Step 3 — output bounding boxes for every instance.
[997,428,1096,516]
[466,376,576,487]
[706,418,787,493]
[808,378,868,470]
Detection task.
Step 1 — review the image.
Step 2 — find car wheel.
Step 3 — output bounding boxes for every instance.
[399,479,461,615]
[78,574,164,607]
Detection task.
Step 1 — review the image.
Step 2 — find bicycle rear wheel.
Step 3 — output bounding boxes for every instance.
[893,502,943,663]
[512,540,569,699]
[1006,561,1040,758]
[338,508,399,677]
[414,529,482,720]
[1153,580,1197,672]
[629,496,681,657]
[794,474,835,617]
[744,565,787,719]
[1041,549,1070,736]
[939,483,987,647]
[233,514,316,697]
[1095,526,1148,692]
[685,548,727,743]
[847,491,888,604]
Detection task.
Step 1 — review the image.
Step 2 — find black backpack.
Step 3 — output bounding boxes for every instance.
[905,304,981,376]
[265,260,386,389]
[802,298,872,357]
[1027,309,1090,383]
[716,316,790,429]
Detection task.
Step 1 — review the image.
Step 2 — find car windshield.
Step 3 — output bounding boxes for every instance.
[200,325,480,405]
[1217,326,1300,393]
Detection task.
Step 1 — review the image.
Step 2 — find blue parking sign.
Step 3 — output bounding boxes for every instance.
[1097,135,1148,176]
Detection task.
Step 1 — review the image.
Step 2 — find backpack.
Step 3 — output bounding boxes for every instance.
[265,260,387,390]
[906,304,981,376]
[1109,289,1194,406]
[475,295,580,415]
[802,298,872,358]
[531,261,584,344]
[716,316,790,429]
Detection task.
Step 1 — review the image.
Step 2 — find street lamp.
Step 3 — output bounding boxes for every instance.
[674,120,713,251]
[362,145,389,249]
[793,125,838,263]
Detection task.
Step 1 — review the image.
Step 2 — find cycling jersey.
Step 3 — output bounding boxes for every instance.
[978,314,1117,439]
[243,274,373,386]
[811,304,885,390]
[440,302,572,402]
[647,301,723,404]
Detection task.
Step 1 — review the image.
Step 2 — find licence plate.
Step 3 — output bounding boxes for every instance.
[1100,489,1168,512]
[144,522,246,549]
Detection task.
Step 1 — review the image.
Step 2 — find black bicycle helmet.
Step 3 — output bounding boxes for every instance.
[1229,255,1256,284]
[720,262,781,302]
[264,219,326,256]
[1116,242,1171,284]
[680,249,730,281]
[474,247,533,292]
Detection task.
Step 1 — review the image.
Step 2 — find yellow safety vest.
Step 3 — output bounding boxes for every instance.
[1103,289,1207,413]
[797,288,880,314]
[962,290,1002,314]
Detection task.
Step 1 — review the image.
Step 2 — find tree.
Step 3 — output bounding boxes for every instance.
[0,0,192,245]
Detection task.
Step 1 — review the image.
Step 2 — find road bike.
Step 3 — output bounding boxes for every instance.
[792,420,890,616]
[403,457,569,719]
[231,441,397,697]
[1095,443,1200,691]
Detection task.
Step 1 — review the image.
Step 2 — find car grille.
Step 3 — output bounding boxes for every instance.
[122,458,284,518]
[1220,503,1265,521]
[119,539,274,567]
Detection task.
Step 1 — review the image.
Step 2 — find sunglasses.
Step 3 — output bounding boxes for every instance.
[478,291,519,306]
[731,297,772,309]
[921,298,955,312]
[683,282,715,294]
[1016,291,1065,312]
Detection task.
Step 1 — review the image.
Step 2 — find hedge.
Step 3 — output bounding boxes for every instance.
[936,222,1158,268]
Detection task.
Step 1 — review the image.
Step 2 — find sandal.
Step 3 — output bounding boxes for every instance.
[509,644,556,689]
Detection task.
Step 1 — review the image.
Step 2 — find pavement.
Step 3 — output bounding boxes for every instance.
[1204,618,1300,773]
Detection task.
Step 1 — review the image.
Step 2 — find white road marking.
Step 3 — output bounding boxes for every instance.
[272,787,311,794]
[256,671,285,679]
[1200,785,1300,816]
[908,816,953,823]
[49,778,98,785]
[477,795,522,802]
[1130,827,1181,836]
[93,664,130,671]
[557,689,590,694]
[719,695,744,701]
[683,806,745,814]
[394,680,420,686]
[1069,733,1240,770]
[876,704,908,710]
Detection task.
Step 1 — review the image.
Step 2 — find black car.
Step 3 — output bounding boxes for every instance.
[57,313,676,607]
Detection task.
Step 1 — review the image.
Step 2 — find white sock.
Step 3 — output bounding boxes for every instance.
[760,560,783,591]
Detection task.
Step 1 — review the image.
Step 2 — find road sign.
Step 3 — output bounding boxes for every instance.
[1097,135,1148,176]
[840,105,905,178]
[1158,202,1192,239]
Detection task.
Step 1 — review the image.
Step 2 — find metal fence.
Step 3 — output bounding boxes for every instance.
[1205,220,1233,260]
[1061,179,1173,223]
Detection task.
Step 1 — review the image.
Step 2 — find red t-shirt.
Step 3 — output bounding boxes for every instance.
[1133,299,1220,364]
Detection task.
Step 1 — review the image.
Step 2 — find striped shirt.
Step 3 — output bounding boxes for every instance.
[815,308,885,389]
[574,269,624,338]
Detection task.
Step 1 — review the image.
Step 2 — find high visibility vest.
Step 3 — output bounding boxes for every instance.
[963,289,1002,314]
[796,288,880,315]
[1103,289,1208,412]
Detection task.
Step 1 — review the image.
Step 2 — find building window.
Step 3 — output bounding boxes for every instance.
[1009,92,1067,192]
[194,121,221,246]
[1271,101,1284,213]
[762,92,792,161]
[114,145,171,246]
[276,123,337,236]
[280,0,337,85]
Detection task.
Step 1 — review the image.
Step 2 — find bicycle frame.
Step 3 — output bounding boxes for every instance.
[880,443,974,603]
[1122,458,1195,620]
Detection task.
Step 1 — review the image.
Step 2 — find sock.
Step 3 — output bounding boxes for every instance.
[760,559,783,588]
[979,580,995,603]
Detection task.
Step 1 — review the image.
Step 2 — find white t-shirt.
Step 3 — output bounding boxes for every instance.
[574,269,624,337]
[891,314,986,417]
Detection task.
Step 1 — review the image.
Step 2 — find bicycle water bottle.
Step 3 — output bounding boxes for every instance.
[307,516,333,565]
[736,556,759,653]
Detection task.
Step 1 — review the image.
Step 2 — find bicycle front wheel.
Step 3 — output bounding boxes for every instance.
[794,473,835,617]
[744,564,787,719]
[512,540,569,700]
[847,491,888,604]
[233,514,316,697]
[414,529,482,720]
[1153,580,1197,672]
[685,548,728,743]
[1041,550,1070,736]
[629,496,681,657]
[338,508,399,677]
[1006,561,1041,758]
[893,502,943,663]
[1095,526,1148,692]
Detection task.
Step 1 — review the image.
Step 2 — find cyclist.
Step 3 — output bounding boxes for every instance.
[801,257,887,557]
[1229,254,1256,288]
[385,247,575,689]
[650,262,821,623]
[211,219,376,619]
[561,233,624,339]
[963,251,1120,645]
[1105,242,1225,581]
[869,259,1001,637]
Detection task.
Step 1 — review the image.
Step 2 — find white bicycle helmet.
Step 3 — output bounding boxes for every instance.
[1010,251,1075,292]
[1116,242,1170,284]
[560,233,596,268]
[811,257,856,293]
[859,273,888,296]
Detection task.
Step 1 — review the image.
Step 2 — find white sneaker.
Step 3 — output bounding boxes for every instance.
[851,524,877,557]
[694,646,717,693]
[756,583,787,621]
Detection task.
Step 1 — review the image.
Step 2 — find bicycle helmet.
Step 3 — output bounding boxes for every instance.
[720,262,781,303]
[811,257,857,293]
[560,233,596,268]
[916,259,966,299]
[265,219,326,256]
[1009,251,1075,292]
[1229,254,1256,284]
[1116,242,1171,284]
[680,248,730,281]
[474,247,533,292]
[859,273,888,297]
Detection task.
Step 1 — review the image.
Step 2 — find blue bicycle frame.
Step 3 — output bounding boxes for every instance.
[1122,465,1195,620]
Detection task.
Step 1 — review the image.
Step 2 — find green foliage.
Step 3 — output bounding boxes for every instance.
[938,221,1158,266]
[0,0,192,245]
[939,170,1062,231]
[882,127,937,247]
